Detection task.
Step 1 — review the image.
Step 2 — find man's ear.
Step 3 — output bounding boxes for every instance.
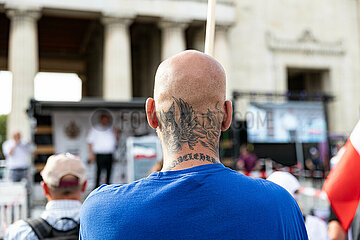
[41,181,50,196]
[221,100,232,131]
[146,98,159,129]
[81,180,88,193]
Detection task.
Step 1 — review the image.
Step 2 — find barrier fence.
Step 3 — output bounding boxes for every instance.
[0,182,27,239]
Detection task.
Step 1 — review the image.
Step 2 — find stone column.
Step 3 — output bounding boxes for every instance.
[102,17,132,100]
[7,9,40,141]
[159,21,188,60]
[214,24,232,99]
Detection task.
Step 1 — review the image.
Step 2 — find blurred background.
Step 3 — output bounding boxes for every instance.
[0,0,359,238]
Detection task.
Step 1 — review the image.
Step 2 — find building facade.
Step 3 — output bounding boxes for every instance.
[0,0,359,140]
[229,0,360,136]
[0,0,235,140]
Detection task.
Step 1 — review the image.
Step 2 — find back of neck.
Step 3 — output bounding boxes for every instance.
[162,150,220,171]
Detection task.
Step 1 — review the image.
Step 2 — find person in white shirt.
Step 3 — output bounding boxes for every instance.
[5,153,87,240]
[2,132,31,182]
[87,113,117,187]
[282,109,298,142]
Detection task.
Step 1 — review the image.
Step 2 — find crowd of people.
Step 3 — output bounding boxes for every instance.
[0,50,358,239]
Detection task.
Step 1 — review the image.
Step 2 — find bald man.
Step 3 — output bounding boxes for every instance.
[80,50,308,239]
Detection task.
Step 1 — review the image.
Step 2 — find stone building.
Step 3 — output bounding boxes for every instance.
[230,0,360,136]
[0,0,359,140]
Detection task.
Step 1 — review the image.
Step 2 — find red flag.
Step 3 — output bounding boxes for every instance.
[323,121,360,231]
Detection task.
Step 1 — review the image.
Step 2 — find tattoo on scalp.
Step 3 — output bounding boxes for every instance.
[158,97,224,155]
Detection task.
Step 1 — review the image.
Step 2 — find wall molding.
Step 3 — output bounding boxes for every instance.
[266,30,345,56]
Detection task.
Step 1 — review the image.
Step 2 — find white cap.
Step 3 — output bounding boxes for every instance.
[41,153,86,187]
[267,171,300,198]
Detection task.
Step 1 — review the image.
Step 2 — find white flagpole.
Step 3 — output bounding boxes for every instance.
[204,0,216,56]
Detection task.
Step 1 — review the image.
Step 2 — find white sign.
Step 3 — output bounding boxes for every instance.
[126,136,162,183]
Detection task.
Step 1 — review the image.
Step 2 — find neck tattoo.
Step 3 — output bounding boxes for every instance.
[165,152,218,171]
[158,97,223,155]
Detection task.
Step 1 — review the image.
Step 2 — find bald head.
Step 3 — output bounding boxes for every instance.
[154,50,226,112]
[12,131,21,142]
[146,50,232,169]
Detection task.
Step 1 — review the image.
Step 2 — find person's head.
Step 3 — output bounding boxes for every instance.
[99,113,111,127]
[240,144,254,156]
[41,153,87,202]
[146,50,232,162]
[309,147,319,157]
[336,141,344,150]
[12,131,21,142]
[240,145,249,155]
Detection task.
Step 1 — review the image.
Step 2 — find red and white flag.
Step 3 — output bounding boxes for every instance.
[323,120,360,231]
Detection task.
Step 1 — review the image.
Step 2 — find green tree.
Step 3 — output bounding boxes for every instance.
[0,115,7,158]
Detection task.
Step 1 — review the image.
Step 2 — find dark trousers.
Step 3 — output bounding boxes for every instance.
[95,154,113,187]
[9,168,28,182]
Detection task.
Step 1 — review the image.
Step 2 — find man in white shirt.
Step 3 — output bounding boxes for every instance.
[2,132,31,182]
[5,153,87,240]
[282,109,298,142]
[87,113,117,187]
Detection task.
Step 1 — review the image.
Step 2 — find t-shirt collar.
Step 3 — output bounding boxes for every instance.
[148,163,225,179]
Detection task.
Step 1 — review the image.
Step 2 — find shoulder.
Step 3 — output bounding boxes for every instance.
[81,180,147,217]
[87,127,96,135]
[80,184,126,234]
[221,171,301,214]
[86,183,122,198]
[2,140,12,149]
[86,127,97,141]
[3,139,11,145]
[241,178,307,238]
[218,168,291,195]
[226,169,291,194]
[250,178,300,209]
[81,184,123,212]
[257,179,307,237]
[255,178,292,196]
[200,168,300,211]
[5,220,38,240]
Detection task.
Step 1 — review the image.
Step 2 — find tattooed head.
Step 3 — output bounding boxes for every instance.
[146,50,232,159]
[157,97,224,155]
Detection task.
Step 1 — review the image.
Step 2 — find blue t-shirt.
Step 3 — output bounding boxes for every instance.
[80,163,308,240]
